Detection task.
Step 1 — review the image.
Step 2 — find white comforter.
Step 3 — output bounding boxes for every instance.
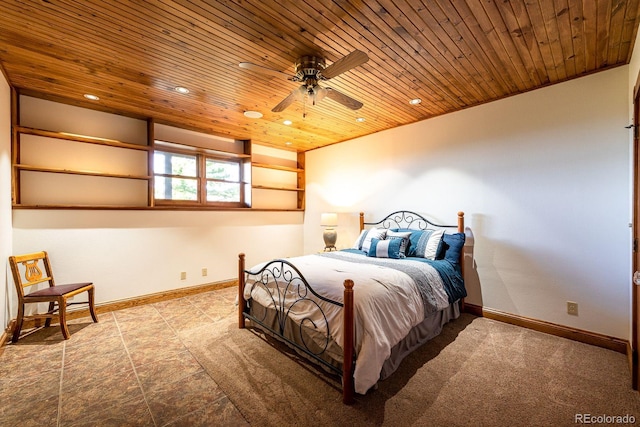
[243,252,450,394]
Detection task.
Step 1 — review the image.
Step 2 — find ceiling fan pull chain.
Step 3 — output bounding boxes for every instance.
[303,93,307,119]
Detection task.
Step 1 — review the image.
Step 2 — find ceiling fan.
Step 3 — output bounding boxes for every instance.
[239,50,369,114]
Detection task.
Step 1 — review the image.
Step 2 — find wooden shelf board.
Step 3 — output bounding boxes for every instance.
[16,126,150,151]
[251,162,304,173]
[12,204,304,212]
[252,185,304,192]
[155,139,251,159]
[15,164,151,180]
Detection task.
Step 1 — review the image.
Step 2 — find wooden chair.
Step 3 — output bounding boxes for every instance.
[9,251,98,342]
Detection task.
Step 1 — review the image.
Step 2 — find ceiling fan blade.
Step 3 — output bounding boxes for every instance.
[239,62,292,79]
[325,87,363,110]
[271,87,303,112]
[320,50,369,79]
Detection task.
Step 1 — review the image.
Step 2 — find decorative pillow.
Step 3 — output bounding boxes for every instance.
[413,229,445,260]
[398,229,422,257]
[352,229,367,249]
[385,230,411,258]
[437,232,466,264]
[353,227,387,253]
[367,237,404,259]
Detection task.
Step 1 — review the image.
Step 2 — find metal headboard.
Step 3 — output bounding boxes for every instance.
[360,210,463,232]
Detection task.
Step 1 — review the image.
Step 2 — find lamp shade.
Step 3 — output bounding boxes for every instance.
[320,213,338,227]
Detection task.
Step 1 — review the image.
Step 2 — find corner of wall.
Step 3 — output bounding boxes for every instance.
[0,70,12,330]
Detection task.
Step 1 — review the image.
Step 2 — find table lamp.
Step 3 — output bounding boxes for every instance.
[320,213,338,251]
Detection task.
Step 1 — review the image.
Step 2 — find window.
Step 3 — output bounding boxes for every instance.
[206,158,240,202]
[154,152,198,201]
[154,148,245,207]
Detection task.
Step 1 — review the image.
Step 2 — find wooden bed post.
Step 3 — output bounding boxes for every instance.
[359,212,364,232]
[238,253,246,329]
[343,279,355,404]
[457,212,466,312]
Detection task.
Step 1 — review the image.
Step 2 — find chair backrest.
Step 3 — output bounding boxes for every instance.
[9,251,55,298]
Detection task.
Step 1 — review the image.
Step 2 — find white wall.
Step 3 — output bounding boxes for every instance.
[0,72,11,330]
[12,210,303,305]
[305,66,631,339]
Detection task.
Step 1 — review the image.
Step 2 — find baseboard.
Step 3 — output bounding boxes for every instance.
[463,303,628,354]
[0,320,14,354]
[3,279,237,343]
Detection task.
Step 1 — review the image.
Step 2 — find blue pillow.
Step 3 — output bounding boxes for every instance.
[367,237,404,259]
[385,230,411,258]
[392,228,422,257]
[392,228,445,259]
[438,233,465,264]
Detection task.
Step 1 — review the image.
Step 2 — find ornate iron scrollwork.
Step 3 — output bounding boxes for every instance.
[366,210,452,230]
[244,259,343,361]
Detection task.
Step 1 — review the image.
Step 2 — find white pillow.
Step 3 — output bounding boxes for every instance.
[412,229,445,260]
[422,229,444,260]
[353,227,387,253]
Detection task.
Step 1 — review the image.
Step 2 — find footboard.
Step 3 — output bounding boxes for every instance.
[238,253,355,404]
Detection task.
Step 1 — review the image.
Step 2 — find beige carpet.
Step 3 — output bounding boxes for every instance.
[187,313,640,426]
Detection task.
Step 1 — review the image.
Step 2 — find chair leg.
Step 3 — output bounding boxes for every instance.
[88,287,98,323]
[58,297,70,340]
[45,301,55,327]
[12,304,25,343]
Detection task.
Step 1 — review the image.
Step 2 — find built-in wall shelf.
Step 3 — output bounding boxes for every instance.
[15,164,152,180]
[251,162,304,173]
[251,185,304,192]
[12,94,306,211]
[155,139,251,159]
[16,126,150,151]
[250,151,305,210]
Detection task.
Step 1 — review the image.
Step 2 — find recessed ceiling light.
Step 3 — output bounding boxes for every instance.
[174,86,190,94]
[409,98,422,105]
[83,94,99,101]
[244,110,263,119]
[283,120,292,125]
[356,117,366,122]
[285,141,292,145]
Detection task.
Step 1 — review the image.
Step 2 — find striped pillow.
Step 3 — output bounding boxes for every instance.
[385,230,411,258]
[367,237,404,259]
[353,227,387,253]
[413,229,445,260]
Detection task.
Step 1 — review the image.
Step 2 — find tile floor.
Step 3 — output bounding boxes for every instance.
[0,286,248,427]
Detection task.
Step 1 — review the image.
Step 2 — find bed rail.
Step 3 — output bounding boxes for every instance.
[238,253,356,404]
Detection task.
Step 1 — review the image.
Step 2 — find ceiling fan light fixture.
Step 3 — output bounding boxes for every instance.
[240,49,368,115]
[243,110,263,119]
[313,86,327,105]
[409,98,422,105]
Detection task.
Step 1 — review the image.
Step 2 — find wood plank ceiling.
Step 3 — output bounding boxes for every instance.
[1,0,639,152]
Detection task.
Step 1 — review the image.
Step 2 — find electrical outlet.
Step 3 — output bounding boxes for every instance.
[567,301,578,316]
[202,268,208,277]
[180,272,187,280]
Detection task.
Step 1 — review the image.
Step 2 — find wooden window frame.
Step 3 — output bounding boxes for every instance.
[153,146,247,208]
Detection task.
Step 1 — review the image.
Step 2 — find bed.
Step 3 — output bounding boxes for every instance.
[238,210,466,404]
